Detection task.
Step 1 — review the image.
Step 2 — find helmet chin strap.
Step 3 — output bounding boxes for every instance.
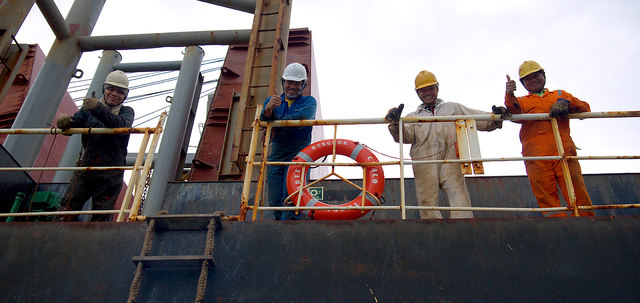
[102,84,129,100]
[282,79,306,99]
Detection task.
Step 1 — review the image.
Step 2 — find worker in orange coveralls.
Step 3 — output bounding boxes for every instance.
[505,60,594,217]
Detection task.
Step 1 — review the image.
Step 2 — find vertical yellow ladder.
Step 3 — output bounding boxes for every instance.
[219,0,292,180]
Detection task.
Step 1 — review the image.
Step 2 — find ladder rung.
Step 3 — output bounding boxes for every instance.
[146,213,224,231]
[219,173,243,178]
[206,122,227,127]
[255,46,275,50]
[252,64,271,68]
[249,84,269,88]
[258,28,276,32]
[132,255,215,268]
[260,12,279,16]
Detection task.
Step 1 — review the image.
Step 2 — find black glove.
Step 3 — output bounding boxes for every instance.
[56,114,72,130]
[83,91,99,111]
[549,98,570,118]
[385,103,404,122]
[491,105,510,120]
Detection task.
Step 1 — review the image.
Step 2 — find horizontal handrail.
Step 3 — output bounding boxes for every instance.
[0,127,157,135]
[259,111,640,127]
[245,111,640,221]
[0,209,128,218]
[0,112,167,223]
[256,155,640,167]
[258,204,640,212]
[0,166,141,171]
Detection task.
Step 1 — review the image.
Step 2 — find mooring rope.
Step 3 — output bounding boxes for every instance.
[195,218,217,303]
[127,218,156,303]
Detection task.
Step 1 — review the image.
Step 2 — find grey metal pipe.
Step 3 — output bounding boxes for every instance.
[197,0,256,14]
[175,74,203,178]
[125,153,195,166]
[77,30,251,52]
[3,0,105,168]
[0,127,156,135]
[35,0,70,39]
[114,61,182,72]
[0,209,125,218]
[0,166,133,172]
[143,46,204,215]
[53,50,121,182]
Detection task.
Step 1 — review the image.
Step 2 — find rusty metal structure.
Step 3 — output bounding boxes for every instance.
[0,44,77,182]
[190,28,317,181]
[1,0,640,302]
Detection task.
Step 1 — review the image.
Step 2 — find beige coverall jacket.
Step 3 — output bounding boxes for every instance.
[388,98,500,219]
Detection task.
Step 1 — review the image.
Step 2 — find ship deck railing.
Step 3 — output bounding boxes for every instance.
[0,112,167,222]
[238,110,640,221]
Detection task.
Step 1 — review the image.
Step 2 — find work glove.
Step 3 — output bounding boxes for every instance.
[83,92,99,111]
[505,75,516,95]
[385,103,404,122]
[491,105,510,120]
[549,98,570,118]
[56,114,72,130]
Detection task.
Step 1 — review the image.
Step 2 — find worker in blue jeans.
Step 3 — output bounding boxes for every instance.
[260,63,317,220]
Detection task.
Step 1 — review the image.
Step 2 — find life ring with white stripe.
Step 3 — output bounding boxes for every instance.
[285,139,385,220]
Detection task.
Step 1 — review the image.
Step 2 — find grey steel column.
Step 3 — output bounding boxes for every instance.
[77,30,251,52]
[143,46,204,215]
[3,0,105,167]
[35,0,71,40]
[175,74,203,179]
[52,50,121,182]
[114,61,182,72]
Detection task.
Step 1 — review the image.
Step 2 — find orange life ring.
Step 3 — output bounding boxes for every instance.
[286,139,385,220]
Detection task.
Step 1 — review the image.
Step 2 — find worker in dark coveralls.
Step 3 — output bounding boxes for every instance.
[55,70,134,221]
[260,62,317,220]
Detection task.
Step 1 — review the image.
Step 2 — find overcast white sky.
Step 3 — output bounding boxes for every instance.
[15,0,640,177]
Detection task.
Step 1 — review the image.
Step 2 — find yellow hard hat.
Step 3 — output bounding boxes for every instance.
[104,70,129,90]
[518,61,543,79]
[415,70,438,90]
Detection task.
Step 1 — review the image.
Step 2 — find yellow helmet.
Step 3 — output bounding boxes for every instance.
[518,61,543,79]
[414,70,438,90]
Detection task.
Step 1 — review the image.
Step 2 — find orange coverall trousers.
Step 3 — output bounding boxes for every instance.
[506,89,595,217]
[525,156,595,217]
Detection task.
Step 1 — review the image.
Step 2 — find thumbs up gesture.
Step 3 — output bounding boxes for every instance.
[385,103,404,122]
[83,91,99,111]
[506,75,516,95]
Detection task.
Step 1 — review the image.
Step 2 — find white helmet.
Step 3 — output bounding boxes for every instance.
[282,62,307,81]
[104,70,129,90]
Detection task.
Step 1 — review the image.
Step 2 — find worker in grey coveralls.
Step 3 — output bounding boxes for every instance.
[385,70,507,219]
[55,70,134,222]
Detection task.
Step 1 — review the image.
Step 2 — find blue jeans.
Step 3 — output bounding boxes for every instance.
[267,142,309,220]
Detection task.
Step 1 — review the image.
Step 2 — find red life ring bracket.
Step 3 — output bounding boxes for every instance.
[285,139,385,220]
